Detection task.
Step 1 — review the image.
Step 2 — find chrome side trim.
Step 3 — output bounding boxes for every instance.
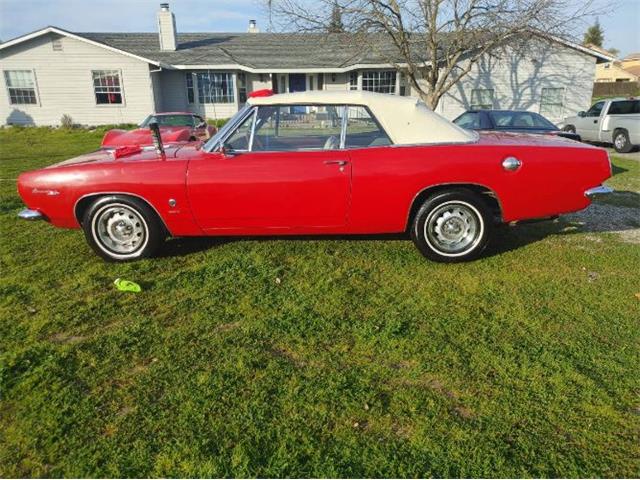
[584,185,614,197]
[18,208,44,220]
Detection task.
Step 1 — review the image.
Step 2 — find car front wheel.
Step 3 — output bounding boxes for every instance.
[82,195,165,261]
[411,190,493,262]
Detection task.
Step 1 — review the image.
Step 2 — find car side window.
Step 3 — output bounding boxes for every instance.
[608,100,638,115]
[344,106,392,148]
[251,105,343,152]
[454,112,480,129]
[224,110,255,151]
[585,101,605,117]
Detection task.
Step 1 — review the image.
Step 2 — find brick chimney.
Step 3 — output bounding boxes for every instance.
[157,3,177,51]
[248,20,260,33]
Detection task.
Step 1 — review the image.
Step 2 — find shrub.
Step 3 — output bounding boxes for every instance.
[60,114,75,129]
[207,118,230,128]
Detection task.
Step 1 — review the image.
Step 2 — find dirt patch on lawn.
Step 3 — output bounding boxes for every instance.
[563,202,640,244]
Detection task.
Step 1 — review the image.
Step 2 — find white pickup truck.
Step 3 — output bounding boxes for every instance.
[561,98,639,153]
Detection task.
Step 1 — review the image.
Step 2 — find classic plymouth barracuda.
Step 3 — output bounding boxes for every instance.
[17,90,613,262]
[101,112,216,148]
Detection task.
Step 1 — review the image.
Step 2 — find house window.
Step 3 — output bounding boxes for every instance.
[470,89,494,109]
[196,71,235,103]
[186,73,195,103]
[361,71,396,94]
[237,72,247,104]
[349,72,358,90]
[92,70,123,104]
[539,87,564,118]
[317,73,324,91]
[4,70,38,104]
[309,75,314,91]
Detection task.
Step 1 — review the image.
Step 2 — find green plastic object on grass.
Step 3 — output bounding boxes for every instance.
[114,278,142,292]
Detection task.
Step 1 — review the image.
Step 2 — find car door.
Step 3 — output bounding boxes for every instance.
[186,104,352,233]
[579,101,605,141]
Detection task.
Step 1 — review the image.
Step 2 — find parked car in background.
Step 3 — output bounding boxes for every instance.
[17,90,612,263]
[561,98,640,153]
[453,110,581,141]
[101,112,216,148]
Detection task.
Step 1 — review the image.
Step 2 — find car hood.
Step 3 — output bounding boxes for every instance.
[46,144,185,168]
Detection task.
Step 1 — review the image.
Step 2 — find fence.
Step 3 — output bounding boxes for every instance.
[592,81,640,98]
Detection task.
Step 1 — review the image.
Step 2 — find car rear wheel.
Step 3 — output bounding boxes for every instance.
[563,125,576,134]
[411,190,493,262]
[613,129,633,153]
[82,195,165,261]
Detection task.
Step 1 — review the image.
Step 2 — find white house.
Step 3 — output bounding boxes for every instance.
[0,3,611,126]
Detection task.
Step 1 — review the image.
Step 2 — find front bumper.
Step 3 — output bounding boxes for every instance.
[18,208,45,220]
[584,185,614,198]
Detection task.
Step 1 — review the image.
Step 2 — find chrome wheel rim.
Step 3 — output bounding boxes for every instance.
[424,201,483,256]
[92,204,147,256]
[614,133,626,150]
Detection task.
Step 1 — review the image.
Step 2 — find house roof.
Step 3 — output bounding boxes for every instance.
[77,32,398,71]
[623,65,640,77]
[0,26,614,72]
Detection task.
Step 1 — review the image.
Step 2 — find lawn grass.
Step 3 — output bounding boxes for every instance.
[1,127,639,478]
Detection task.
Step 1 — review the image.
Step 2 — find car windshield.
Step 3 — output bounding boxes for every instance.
[203,104,251,151]
[140,114,195,127]
[488,111,557,129]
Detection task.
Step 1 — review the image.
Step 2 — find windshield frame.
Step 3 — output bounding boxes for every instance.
[203,104,253,152]
[140,114,196,128]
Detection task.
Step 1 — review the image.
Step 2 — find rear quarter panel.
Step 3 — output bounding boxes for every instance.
[346,138,610,232]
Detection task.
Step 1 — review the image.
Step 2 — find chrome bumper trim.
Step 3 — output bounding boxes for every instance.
[18,208,44,220]
[584,185,614,198]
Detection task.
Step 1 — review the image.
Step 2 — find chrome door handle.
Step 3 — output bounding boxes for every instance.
[324,160,348,166]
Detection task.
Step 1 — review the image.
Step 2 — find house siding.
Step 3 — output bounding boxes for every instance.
[0,32,600,126]
[432,41,597,123]
[0,33,156,125]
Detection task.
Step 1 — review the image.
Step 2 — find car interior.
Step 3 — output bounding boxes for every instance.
[224,105,392,152]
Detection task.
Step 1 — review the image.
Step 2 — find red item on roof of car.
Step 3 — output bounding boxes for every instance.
[249,89,274,98]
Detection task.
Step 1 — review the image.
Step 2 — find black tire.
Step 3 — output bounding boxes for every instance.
[563,125,576,134]
[81,195,165,262]
[613,129,633,153]
[410,189,493,262]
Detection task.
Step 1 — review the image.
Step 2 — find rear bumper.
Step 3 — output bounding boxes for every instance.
[584,185,614,198]
[18,208,45,220]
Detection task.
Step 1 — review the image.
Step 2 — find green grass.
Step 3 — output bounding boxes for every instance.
[1,128,639,478]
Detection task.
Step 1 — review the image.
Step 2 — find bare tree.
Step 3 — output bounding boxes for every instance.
[266,0,608,109]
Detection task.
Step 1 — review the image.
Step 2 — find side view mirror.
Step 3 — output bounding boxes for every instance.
[218,144,236,157]
[578,111,586,117]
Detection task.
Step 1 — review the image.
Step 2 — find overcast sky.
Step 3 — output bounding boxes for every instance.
[0,0,639,57]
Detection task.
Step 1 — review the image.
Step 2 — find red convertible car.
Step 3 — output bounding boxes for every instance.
[17,90,612,262]
[101,112,215,148]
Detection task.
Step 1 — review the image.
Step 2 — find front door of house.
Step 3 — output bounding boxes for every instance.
[289,73,306,93]
[288,74,306,113]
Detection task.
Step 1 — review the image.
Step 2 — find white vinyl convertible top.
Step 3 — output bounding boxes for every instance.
[248,90,477,145]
